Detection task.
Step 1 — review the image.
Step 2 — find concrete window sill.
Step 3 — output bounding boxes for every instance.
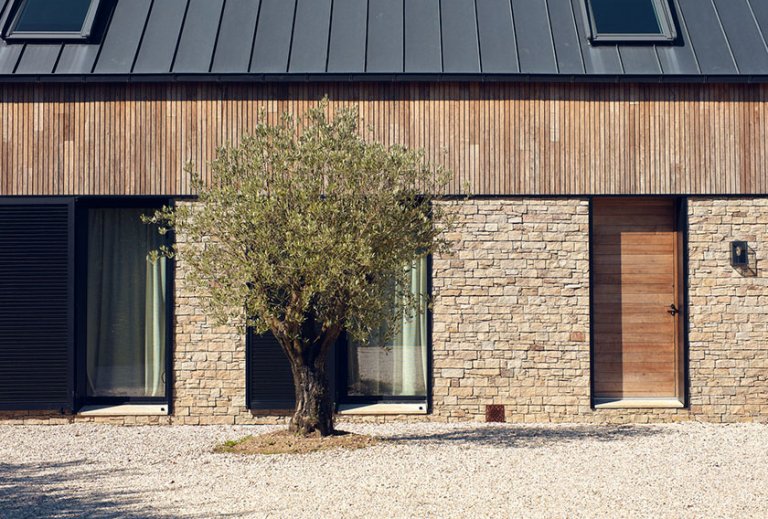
[78,404,169,417]
[593,398,685,409]
[337,403,428,415]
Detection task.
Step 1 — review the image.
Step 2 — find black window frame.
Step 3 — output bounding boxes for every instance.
[336,256,433,409]
[74,197,174,410]
[583,0,678,44]
[1,0,103,42]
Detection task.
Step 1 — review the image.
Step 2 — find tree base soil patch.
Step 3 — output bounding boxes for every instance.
[214,429,380,455]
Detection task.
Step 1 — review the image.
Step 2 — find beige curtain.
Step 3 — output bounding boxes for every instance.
[86,208,167,398]
[347,257,428,397]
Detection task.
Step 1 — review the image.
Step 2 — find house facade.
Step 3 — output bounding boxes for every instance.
[1,0,768,425]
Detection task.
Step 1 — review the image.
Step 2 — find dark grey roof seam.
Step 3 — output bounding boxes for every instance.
[285,0,299,73]
[652,46,663,73]
[169,0,192,73]
[50,44,64,75]
[324,0,334,72]
[543,0,559,73]
[207,0,228,73]
[10,43,24,74]
[615,45,624,74]
[247,0,264,72]
[130,0,156,74]
[744,0,768,58]
[672,0,701,74]
[88,0,120,74]
[709,0,740,74]
[363,0,369,72]
[473,0,483,71]
[401,0,405,72]
[508,0,521,74]
[438,0,444,72]
[565,0,586,72]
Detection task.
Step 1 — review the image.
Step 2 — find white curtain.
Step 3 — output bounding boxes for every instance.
[86,208,167,398]
[144,255,166,397]
[347,257,428,397]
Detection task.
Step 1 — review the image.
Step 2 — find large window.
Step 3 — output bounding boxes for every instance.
[83,207,169,401]
[585,0,677,43]
[342,257,429,403]
[2,0,103,40]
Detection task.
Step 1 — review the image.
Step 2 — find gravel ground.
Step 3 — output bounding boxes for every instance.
[1,422,767,518]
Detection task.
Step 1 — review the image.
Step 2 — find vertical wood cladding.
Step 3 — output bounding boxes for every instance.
[1,82,767,196]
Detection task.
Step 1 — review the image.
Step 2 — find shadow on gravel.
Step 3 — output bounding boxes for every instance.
[389,425,665,448]
[0,461,170,518]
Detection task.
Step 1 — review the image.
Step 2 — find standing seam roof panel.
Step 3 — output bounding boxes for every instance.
[546,0,584,74]
[712,0,768,74]
[749,0,768,39]
[511,0,557,73]
[250,0,296,73]
[14,44,61,74]
[475,0,519,73]
[326,0,367,73]
[618,46,661,75]
[55,44,100,74]
[441,0,481,73]
[676,0,737,74]
[133,0,188,74]
[173,0,224,73]
[289,0,332,73]
[367,0,404,73]
[93,0,153,74]
[211,0,261,73]
[404,0,441,73]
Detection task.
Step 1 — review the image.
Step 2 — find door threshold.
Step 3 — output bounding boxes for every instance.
[593,398,684,409]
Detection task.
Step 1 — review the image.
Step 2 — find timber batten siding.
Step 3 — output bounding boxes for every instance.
[1,82,767,197]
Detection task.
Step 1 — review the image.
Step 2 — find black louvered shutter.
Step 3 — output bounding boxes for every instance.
[0,201,74,410]
[247,331,295,410]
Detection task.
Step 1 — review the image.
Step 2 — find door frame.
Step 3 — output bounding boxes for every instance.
[588,195,689,409]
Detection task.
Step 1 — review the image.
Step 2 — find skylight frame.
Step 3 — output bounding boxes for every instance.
[2,0,103,42]
[584,0,678,44]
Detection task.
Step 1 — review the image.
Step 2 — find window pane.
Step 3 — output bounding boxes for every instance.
[86,208,167,398]
[346,257,428,398]
[14,0,92,33]
[590,0,662,35]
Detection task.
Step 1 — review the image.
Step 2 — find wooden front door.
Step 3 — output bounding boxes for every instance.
[592,198,684,403]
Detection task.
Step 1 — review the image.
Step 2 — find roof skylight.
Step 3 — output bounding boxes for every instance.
[3,0,102,41]
[585,0,677,43]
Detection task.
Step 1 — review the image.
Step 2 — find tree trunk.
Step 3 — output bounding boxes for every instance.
[287,355,334,436]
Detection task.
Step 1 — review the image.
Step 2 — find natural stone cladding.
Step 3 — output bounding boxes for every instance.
[430,199,593,422]
[3,197,768,425]
[684,198,768,423]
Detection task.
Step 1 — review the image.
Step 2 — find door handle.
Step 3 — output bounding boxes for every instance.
[668,304,679,316]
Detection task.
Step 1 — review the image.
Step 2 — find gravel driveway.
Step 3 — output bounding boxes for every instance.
[1,422,767,518]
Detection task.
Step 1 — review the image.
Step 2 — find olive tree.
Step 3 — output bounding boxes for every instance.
[148,101,452,436]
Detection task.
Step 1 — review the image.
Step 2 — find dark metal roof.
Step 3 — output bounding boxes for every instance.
[2,0,768,81]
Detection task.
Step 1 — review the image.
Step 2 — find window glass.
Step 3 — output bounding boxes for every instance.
[13,0,93,33]
[346,257,428,398]
[86,208,168,398]
[589,0,662,35]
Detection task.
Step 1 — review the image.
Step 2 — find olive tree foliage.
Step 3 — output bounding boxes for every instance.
[146,100,452,433]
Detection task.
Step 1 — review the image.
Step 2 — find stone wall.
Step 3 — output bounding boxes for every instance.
[685,198,768,422]
[430,199,593,422]
[3,197,768,425]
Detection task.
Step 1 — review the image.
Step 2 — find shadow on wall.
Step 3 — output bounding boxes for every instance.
[0,461,170,519]
[388,424,666,449]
